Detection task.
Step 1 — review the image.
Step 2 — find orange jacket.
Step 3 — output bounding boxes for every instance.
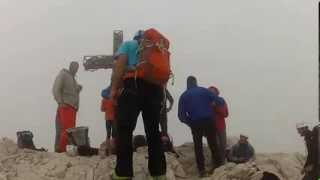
[101,98,114,121]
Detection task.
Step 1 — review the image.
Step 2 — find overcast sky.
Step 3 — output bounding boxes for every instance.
[0,0,318,153]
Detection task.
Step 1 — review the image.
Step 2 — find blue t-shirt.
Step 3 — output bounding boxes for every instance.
[115,40,139,69]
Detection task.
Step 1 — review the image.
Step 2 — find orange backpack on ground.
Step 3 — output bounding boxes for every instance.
[136,28,171,86]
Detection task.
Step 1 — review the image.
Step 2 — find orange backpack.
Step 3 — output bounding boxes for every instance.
[136,28,171,86]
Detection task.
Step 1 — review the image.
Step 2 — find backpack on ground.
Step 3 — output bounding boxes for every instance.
[16,131,46,151]
[17,131,36,149]
[133,135,147,151]
[136,28,171,86]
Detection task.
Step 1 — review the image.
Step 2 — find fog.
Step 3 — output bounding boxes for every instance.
[0,0,317,153]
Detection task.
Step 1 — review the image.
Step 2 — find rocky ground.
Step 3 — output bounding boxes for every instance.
[0,138,304,180]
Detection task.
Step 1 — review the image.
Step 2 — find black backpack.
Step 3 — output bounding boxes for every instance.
[16,131,36,149]
[133,135,147,151]
[16,131,46,151]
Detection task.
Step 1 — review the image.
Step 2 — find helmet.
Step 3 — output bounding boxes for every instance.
[133,30,144,41]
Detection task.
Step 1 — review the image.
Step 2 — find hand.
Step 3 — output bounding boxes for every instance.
[77,85,83,92]
[59,103,67,107]
[238,157,246,162]
[305,165,313,172]
[167,104,173,112]
[161,135,170,142]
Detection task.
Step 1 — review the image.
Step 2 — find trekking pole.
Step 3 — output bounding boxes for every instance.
[318,1,320,123]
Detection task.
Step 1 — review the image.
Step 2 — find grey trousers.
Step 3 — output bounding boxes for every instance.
[54,116,62,152]
[216,129,227,164]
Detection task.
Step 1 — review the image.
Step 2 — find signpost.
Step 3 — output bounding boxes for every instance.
[83,30,123,71]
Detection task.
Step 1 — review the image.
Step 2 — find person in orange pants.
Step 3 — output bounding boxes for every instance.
[52,62,82,152]
[56,105,76,152]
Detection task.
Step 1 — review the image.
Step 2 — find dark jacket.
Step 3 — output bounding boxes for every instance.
[178,86,224,126]
[304,126,319,168]
[229,142,255,163]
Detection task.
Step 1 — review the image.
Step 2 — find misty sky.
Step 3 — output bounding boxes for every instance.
[0,0,318,153]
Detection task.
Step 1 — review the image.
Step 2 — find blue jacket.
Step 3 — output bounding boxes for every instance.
[178,86,224,126]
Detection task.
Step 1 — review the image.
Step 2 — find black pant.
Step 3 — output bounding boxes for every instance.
[302,167,320,180]
[105,120,116,139]
[191,120,222,172]
[115,79,166,177]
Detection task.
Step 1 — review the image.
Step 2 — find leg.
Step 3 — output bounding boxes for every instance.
[191,126,205,173]
[58,106,76,152]
[218,129,227,164]
[204,122,222,168]
[54,109,61,152]
[141,82,166,176]
[106,120,112,139]
[110,121,117,139]
[115,88,140,177]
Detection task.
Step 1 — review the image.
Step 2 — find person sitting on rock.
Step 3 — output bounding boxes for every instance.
[296,122,319,180]
[228,134,255,164]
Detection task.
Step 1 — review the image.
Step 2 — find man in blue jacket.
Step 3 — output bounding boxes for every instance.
[178,76,224,177]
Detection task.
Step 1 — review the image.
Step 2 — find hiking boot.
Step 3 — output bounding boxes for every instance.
[208,166,218,175]
[110,171,132,180]
[149,175,166,180]
[199,170,210,178]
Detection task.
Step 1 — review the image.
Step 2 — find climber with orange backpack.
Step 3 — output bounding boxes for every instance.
[110,29,171,180]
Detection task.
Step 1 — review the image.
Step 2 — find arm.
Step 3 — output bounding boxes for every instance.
[166,89,174,112]
[110,55,127,102]
[304,135,313,168]
[77,84,82,93]
[111,42,129,102]
[52,72,64,105]
[306,127,319,168]
[101,99,106,112]
[215,102,229,118]
[178,94,188,123]
[246,144,255,161]
[221,101,229,118]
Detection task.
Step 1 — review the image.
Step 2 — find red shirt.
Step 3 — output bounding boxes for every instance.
[214,102,229,132]
[101,98,115,121]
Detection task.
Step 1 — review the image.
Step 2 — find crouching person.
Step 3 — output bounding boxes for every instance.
[228,134,255,164]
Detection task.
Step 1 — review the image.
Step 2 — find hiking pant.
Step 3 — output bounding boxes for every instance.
[115,78,166,177]
[191,120,222,173]
[54,105,76,152]
[302,167,320,180]
[159,111,168,134]
[106,120,116,139]
[216,129,227,164]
